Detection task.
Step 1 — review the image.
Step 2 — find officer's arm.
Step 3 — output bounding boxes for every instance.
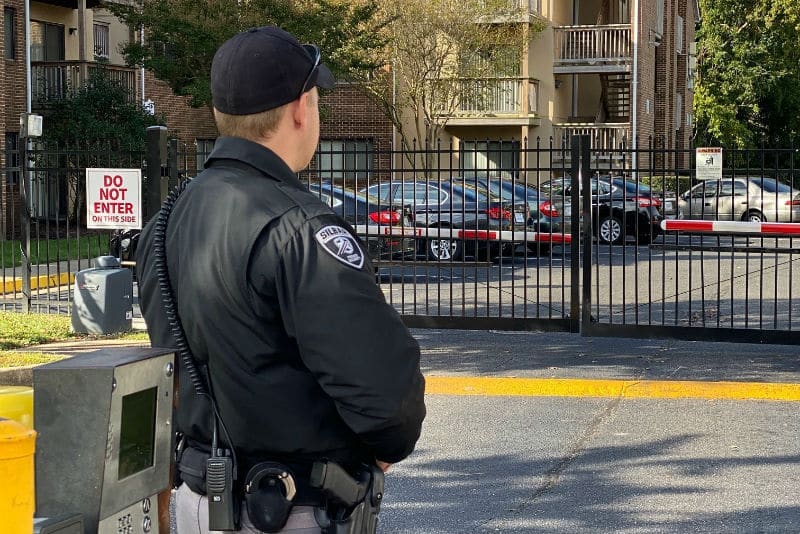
[253,214,425,463]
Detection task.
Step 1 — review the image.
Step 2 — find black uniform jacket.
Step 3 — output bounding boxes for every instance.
[136,136,426,472]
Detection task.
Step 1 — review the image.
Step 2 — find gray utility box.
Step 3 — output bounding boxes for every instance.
[71,256,133,334]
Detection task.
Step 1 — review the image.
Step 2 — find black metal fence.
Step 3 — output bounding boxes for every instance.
[2,133,799,344]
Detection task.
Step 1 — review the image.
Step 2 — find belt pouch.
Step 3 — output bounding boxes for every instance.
[178,446,211,495]
[244,462,295,533]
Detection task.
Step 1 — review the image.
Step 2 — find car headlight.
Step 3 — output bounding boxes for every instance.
[120,238,131,250]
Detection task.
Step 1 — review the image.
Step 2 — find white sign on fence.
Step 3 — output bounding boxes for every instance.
[695,147,723,180]
[86,168,142,230]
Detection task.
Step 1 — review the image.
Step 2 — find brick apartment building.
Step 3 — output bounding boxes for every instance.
[0,0,393,237]
[2,0,697,235]
[434,0,699,179]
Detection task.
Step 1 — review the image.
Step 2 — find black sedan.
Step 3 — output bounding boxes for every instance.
[362,178,530,261]
[306,182,416,262]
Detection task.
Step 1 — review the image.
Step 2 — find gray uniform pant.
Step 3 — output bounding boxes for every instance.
[175,482,323,533]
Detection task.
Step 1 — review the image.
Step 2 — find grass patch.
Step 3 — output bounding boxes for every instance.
[0,311,149,368]
[0,352,68,368]
[1,235,111,269]
[0,311,75,350]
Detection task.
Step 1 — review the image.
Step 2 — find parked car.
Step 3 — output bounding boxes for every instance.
[677,176,800,222]
[458,176,562,231]
[539,176,664,245]
[306,182,417,262]
[604,176,675,218]
[362,178,530,261]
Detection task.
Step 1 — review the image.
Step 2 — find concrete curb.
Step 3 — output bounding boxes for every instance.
[0,272,74,295]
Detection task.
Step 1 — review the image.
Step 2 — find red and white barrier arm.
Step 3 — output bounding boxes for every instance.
[352,225,572,244]
[661,219,800,235]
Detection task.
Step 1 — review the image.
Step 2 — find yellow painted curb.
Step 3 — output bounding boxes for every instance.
[424,376,800,402]
[0,273,74,295]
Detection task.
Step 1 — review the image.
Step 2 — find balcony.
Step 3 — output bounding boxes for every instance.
[553,25,632,74]
[552,123,632,166]
[437,77,540,126]
[31,61,138,105]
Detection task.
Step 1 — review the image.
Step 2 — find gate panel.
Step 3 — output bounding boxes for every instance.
[582,138,800,344]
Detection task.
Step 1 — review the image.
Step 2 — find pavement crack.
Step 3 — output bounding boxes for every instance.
[481,393,624,529]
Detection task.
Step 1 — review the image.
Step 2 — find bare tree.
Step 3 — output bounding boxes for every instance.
[360,0,544,170]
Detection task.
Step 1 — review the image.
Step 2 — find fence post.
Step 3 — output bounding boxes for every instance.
[145,126,168,221]
[18,139,31,313]
[168,138,179,191]
[569,135,592,333]
[17,113,43,313]
[569,136,581,332]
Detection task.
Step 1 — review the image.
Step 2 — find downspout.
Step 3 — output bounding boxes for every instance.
[24,0,31,113]
[140,26,145,103]
[631,0,639,174]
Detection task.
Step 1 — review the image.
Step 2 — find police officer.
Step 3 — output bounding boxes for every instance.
[136,26,426,533]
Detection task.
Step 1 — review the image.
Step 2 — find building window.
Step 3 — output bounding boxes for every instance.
[5,133,20,184]
[316,140,373,182]
[675,15,684,54]
[460,140,520,180]
[3,7,15,60]
[655,0,665,37]
[30,20,65,61]
[93,22,109,59]
[195,139,215,171]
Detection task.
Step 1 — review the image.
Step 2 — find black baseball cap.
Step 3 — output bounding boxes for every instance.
[211,26,335,115]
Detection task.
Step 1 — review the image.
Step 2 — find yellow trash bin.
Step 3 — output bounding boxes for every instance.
[0,417,37,534]
[0,386,34,429]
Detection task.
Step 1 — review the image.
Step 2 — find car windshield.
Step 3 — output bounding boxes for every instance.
[621,180,651,195]
[752,177,792,194]
[456,181,502,202]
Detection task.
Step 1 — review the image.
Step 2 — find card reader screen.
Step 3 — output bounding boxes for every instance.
[118,386,158,479]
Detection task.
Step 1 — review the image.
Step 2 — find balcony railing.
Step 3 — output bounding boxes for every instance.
[553,123,631,151]
[451,77,539,116]
[31,61,138,103]
[553,25,632,71]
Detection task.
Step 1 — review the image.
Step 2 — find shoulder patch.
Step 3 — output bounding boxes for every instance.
[314,225,365,270]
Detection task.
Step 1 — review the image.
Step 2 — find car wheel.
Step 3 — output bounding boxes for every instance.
[743,210,765,223]
[598,215,625,245]
[427,238,462,261]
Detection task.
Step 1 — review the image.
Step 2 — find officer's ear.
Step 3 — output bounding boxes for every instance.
[292,90,315,128]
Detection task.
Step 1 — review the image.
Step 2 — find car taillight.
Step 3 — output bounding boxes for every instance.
[634,196,660,208]
[786,198,800,206]
[485,207,512,220]
[539,200,559,218]
[369,210,401,224]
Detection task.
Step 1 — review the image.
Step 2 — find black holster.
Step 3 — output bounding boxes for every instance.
[313,464,385,534]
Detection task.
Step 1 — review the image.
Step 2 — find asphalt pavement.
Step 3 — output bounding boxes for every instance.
[4,304,800,532]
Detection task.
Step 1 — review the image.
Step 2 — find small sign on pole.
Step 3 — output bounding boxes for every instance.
[695,147,723,180]
[86,168,142,230]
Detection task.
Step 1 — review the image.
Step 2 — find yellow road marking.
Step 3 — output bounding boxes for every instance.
[424,376,800,402]
[1,273,74,295]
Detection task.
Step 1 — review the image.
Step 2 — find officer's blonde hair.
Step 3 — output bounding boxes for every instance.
[213,92,316,141]
[213,104,287,141]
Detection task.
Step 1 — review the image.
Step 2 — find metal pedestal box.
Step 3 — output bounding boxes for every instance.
[71,256,133,334]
